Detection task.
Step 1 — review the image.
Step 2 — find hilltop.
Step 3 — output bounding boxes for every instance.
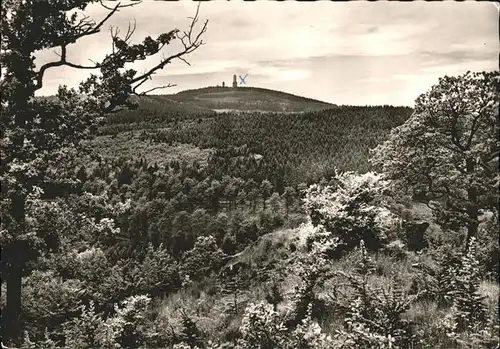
[104,86,336,127]
[163,86,335,113]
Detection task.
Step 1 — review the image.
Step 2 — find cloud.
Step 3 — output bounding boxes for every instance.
[32,1,498,106]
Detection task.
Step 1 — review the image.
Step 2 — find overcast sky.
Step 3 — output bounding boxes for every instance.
[35,1,499,106]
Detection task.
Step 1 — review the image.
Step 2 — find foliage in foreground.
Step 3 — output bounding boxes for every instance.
[20,238,497,349]
[303,171,401,255]
[17,172,498,349]
[371,71,499,250]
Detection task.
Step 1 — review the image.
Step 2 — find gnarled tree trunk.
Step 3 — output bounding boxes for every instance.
[465,158,479,252]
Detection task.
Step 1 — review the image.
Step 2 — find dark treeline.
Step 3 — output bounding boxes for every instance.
[104,94,216,127]
[134,106,414,188]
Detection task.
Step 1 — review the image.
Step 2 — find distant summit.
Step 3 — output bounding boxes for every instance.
[162,85,335,113]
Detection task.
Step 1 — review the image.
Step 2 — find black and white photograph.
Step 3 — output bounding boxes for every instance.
[1,1,499,348]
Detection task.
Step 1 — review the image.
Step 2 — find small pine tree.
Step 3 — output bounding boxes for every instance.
[287,303,333,349]
[336,240,419,348]
[19,330,59,349]
[446,237,489,334]
[63,301,116,349]
[111,295,151,349]
[179,310,205,349]
[265,278,284,311]
[410,244,463,307]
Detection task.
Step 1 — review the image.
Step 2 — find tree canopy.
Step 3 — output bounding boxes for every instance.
[370,71,499,250]
[0,1,207,343]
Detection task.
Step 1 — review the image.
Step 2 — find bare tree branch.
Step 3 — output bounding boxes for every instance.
[129,3,207,93]
[139,83,177,95]
[130,25,207,87]
[35,2,139,90]
[125,20,137,43]
[99,0,141,11]
[35,45,101,89]
[131,76,150,94]
[178,56,191,66]
[34,1,207,107]
[78,2,130,40]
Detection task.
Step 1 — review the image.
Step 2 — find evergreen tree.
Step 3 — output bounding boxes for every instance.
[447,237,488,333]
[179,310,205,349]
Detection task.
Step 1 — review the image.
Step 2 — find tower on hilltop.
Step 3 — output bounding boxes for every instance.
[232,74,237,88]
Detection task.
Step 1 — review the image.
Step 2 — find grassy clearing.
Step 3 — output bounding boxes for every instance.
[90,131,213,167]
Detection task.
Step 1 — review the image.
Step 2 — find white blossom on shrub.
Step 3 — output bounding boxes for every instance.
[303,171,400,255]
[288,304,333,348]
[239,301,287,348]
[106,295,152,349]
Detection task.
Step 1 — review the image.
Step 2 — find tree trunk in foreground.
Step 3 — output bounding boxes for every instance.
[2,267,23,346]
[465,158,479,252]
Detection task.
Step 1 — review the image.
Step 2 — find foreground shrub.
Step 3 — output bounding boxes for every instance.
[411,246,462,307]
[177,310,206,349]
[62,301,116,349]
[21,295,152,349]
[439,238,490,344]
[476,212,500,281]
[181,235,227,282]
[285,257,327,328]
[303,171,400,256]
[335,241,419,348]
[22,271,87,338]
[134,244,181,296]
[111,295,152,349]
[239,301,288,348]
[285,304,334,349]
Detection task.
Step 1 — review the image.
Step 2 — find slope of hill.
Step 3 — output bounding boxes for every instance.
[102,86,335,128]
[109,105,414,186]
[94,86,413,184]
[105,94,216,126]
[163,86,335,113]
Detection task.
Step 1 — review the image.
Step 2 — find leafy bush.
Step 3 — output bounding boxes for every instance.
[285,305,333,349]
[62,301,116,349]
[134,244,181,296]
[22,271,87,337]
[110,295,152,349]
[476,212,500,281]
[285,257,325,328]
[181,235,227,282]
[239,301,288,348]
[21,295,152,349]
[304,171,401,256]
[401,220,429,252]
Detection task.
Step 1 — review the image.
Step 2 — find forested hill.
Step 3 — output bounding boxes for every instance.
[104,86,335,125]
[97,105,415,187]
[153,86,334,113]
